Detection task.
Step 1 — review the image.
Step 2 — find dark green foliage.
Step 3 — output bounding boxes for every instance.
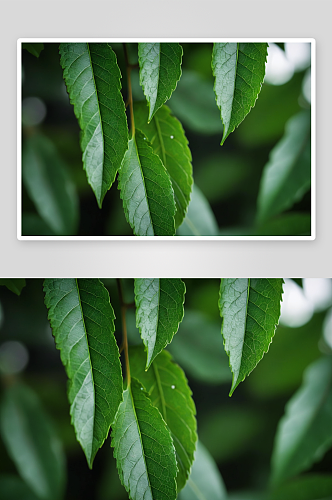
[1,278,329,500]
[21,42,312,236]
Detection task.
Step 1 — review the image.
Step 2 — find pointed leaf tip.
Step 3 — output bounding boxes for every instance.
[44,278,123,467]
[112,377,178,500]
[134,278,186,368]
[219,278,283,394]
[139,42,183,121]
[118,130,176,236]
[59,43,128,207]
[212,42,268,145]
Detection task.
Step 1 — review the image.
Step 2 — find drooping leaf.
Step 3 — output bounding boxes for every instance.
[167,310,231,385]
[134,278,185,367]
[0,383,66,500]
[138,43,182,121]
[178,441,227,500]
[271,356,332,485]
[177,184,219,236]
[59,43,128,207]
[111,377,177,500]
[43,278,123,468]
[270,474,332,500]
[134,102,193,228]
[129,347,197,490]
[219,278,284,395]
[22,134,79,236]
[212,42,268,145]
[22,43,44,58]
[256,111,311,223]
[0,279,26,296]
[118,129,176,236]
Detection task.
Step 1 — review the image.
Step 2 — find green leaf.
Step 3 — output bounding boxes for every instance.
[111,377,177,500]
[118,129,176,236]
[219,278,284,395]
[22,134,79,236]
[0,383,66,500]
[0,279,26,296]
[177,184,219,236]
[43,278,123,468]
[134,102,193,228]
[271,356,332,485]
[134,278,185,367]
[270,474,332,500]
[167,310,231,385]
[178,441,227,500]
[22,43,44,58]
[257,111,311,223]
[212,42,268,145]
[138,43,182,121]
[59,43,128,207]
[129,347,197,491]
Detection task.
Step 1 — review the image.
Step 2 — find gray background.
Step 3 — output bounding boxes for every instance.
[1,0,330,277]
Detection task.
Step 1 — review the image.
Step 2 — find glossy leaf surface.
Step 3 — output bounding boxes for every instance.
[0,279,26,296]
[271,357,332,485]
[129,347,197,490]
[134,102,192,228]
[112,378,177,500]
[134,278,185,367]
[219,278,283,395]
[138,43,182,121]
[60,43,128,207]
[44,278,123,468]
[257,111,311,223]
[0,384,66,500]
[212,43,268,145]
[22,134,79,235]
[178,441,227,500]
[118,129,176,236]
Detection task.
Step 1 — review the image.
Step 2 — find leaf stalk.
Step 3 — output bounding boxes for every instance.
[117,278,131,385]
[123,43,135,137]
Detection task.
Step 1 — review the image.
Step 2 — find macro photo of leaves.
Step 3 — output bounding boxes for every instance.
[20,41,312,237]
[0,278,331,500]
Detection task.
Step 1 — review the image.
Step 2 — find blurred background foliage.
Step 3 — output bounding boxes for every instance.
[0,278,331,500]
[21,42,312,236]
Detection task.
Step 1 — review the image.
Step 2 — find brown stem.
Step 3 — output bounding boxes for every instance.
[117,278,131,385]
[123,43,135,137]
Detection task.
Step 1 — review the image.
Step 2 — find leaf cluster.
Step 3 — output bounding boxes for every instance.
[21,42,311,236]
[1,278,331,500]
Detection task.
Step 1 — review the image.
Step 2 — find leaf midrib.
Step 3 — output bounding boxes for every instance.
[129,385,153,498]
[87,43,105,204]
[75,278,96,464]
[133,136,155,236]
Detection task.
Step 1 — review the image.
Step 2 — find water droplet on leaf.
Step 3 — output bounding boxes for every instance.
[170,135,174,139]
[171,385,175,389]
